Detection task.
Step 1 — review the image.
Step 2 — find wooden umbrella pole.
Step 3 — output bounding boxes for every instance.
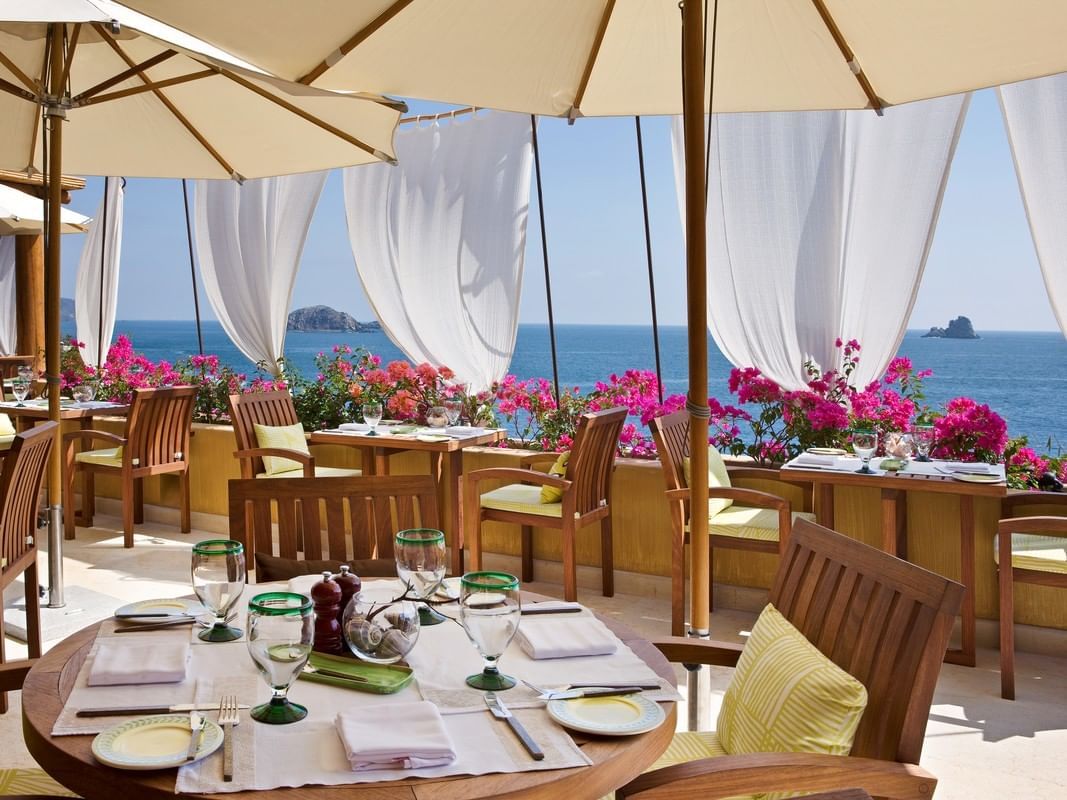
[681,0,710,636]
[634,116,664,403]
[181,179,205,355]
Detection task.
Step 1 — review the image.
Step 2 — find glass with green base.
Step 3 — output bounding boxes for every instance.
[395,528,447,626]
[458,572,521,690]
[246,592,314,724]
[191,540,245,642]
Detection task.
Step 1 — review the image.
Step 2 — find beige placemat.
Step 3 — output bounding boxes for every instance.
[175,676,258,793]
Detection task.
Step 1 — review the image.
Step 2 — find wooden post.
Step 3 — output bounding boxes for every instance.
[14,234,44,372]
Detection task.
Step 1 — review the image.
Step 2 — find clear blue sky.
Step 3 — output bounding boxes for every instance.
[59,87,1058,332]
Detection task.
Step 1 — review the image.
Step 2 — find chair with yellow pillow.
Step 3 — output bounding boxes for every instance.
[465,407,627,601]
[649,409,815,636]
[0,413,16,457]
[616,519,964,800]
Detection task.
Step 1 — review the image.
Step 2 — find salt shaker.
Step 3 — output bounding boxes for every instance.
[310,571,344,654]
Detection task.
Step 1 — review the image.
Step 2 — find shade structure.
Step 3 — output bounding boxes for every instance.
[83,1,1067,638]
[0,0,403,607]
[0,183,89,234]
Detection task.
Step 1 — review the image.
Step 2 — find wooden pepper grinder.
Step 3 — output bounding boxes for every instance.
[334,564,361,622]
[310,571,344,654]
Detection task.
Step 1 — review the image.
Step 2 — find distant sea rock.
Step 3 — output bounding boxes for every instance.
[287,305,380,333]
[61,297,75,323]
[922,316,979,339]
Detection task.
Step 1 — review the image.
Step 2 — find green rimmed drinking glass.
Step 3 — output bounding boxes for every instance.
[246,592,314,724]
[191,540,245,642]
[395,528,447,626]
[458,571,521,690]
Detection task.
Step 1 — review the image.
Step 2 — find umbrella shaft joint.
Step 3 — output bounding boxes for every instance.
[43,99,69,118]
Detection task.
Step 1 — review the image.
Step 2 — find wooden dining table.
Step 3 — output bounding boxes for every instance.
[22,594,677,800]
[0,399,129,432]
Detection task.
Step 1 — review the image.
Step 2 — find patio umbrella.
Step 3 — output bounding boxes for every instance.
[0,183,90,234]
[0,0,403,606]
[115,0,1067,640]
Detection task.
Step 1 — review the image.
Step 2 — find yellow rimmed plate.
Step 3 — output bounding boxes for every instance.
[416,434,450,443]
[806,447,848,456]
[91,714,223,770]
[952,472,1004,484]
[546,694,665,736]
[115,598,205,619]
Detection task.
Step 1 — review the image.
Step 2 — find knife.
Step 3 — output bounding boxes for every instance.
[186,711,206,761]
[538,686,645,700]
[520,606,583,616]
[485,692,544,760]
[77,703,250,717]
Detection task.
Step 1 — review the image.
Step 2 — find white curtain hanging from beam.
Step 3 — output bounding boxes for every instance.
[343,111,533,392]
[672,95,970,390]
[195,171,328,375]
[75,177,124,368]
[0,237,15,355]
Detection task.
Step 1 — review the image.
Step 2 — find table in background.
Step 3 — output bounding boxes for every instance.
[0,399,129,433]
[783,457,1007,667]
[310,427,508,575]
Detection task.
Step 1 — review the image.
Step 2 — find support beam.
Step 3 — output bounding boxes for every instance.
[14,235,44,373]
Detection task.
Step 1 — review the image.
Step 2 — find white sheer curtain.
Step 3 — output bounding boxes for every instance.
[999,75,1067,338]
[343,111,533,392]
[0,237,15,355]
[75,177,124,367]
[195,171,328,374]
[672,95,970,389]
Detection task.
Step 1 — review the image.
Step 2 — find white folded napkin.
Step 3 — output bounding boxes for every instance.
[942,461,995,475]
[335,701,456,771]
[338,422,370,432]
[523,600,583,614]
[288,575,320,596]
[445,426,485,436]
[792,453,837,467]
[87,640,190,686]
[515,617,618,660]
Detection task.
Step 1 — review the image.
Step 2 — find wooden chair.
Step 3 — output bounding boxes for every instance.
[465,407,627,602]
[997,492,1067,700]
[617,519,964,800]
[62,386,196,548]
[228,474,439,578]
[0,423,55,714]
[649,409,815,635]
[226,390,360,479]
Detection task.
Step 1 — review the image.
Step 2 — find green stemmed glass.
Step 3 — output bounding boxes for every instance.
[395,528,447,626]
[458,571,521,690]
[246,592,314,724]
[191,540,245,642]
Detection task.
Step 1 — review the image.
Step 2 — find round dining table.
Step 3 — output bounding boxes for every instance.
[22,599,677,800]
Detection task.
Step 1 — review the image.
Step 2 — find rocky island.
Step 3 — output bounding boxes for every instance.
[922,316,979,339]
[287,305,380,333]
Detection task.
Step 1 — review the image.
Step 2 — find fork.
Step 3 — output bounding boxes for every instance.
[218,695,240,782]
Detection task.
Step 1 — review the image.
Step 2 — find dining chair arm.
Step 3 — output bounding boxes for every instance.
[61,430,126,447]
[665,486,790,510]
[466,466,571,492]
[997,515,1067,536]
[517,452,561,469]
[0,660,36,692]
[646,635,744,668]
[617,752,937,800]
[234,448,315,477]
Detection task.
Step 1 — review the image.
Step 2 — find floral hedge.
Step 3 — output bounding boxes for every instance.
[55,336,1064,492]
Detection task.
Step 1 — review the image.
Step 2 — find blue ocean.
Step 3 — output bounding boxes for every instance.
[69,321,1067,450]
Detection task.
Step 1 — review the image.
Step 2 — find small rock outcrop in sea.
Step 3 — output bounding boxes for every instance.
[61,297,75,323]
[287,305,380,332]
[922,316,979,339]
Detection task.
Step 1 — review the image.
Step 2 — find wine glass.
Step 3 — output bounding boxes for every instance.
[191,540,246,642]
[443,399,463,426]
[362,401,383,436]
[458,571,521,690]
[851,429,878,474]
[246,592,313,724]
[395,528,447,626]
[11,379,29,407]
[16,365,32,382]
[912,424,935,462]
[72,383,95,406]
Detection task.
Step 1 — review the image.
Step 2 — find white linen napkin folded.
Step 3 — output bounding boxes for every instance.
[515,617,618,660]
[87,639,190,686]
[523,600,583,614]
[338,422,370,432]
[335,701,456,770]
[942,461,995,475]
[792,453,838,467]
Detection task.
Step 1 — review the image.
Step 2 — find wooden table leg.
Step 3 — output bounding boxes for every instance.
[359,446,388,476]
[880,488,907,559]
[436,450,464,577]
[945,495,977,667]
[816,483,835,528]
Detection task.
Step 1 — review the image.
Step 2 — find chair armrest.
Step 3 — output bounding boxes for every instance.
[517,452,560,469]
[728,466,813,491]
[0,660,35,692]
[998,515,1067,537]
[665,487,789,510]
[647,636,743,668]
[617,752,938,800]
[61,430,126,447]
[234,448,315,477]
[466,466,570,492]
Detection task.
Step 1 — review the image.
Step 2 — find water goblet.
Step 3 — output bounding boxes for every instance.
[912,424,935,462]
[443,399,463,426]
[425,406,449,428]
[852,429,878,474]
[458,571,521,690]
[395,528,447,626]
[191,540,246,642]
[11,379,29,407]
[246,592,313,724]
[72,383,95,406]
[16,365,32,382]
[362,401,383,436]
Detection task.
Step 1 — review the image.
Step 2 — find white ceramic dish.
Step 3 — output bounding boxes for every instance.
[952,473,1004,484]
[546,694,665,736]
[416,434,451,443]
[806,447,848,456]
[115,598,205,619]
[91,714,224,770]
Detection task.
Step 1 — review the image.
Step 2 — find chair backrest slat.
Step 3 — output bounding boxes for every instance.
[0,423,55,571]
[648,410,690,492]
[123,386,197,469]
[566,407,627,515]
[226,391,302,478]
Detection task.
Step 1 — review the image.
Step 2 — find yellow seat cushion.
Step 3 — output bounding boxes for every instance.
[0,433,13,452]
[995,533,1067,575]
[540,450,570,503]
[481,483,563,518]
[0,767,78,797]
[254,422,310,475]
[718,603,868,757]
[75,446,123,468]
[702,507,817,543]
[0,413,14,436]
[683,446,734,517]
[257,465,362,479]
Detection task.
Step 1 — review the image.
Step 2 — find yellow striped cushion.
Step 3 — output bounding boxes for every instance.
[481,483,563,518]
[718,603,868,757]
[0,413,14,436]
[75,446,123,467]
[683,447,734,517]
[257,465,362,479]
[0,767,78,797]
[254,422,310,475]
[0,433,13,452]
[706,508,817,543]
[540,450,570,503]
[995,533,1067,575]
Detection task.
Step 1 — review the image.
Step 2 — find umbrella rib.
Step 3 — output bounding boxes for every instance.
[568,0,617,121]
[0,50,37,95]
[59,23,81,91]
[92,24,237,177]
[297,0,415,85]
[76,69,217,108]
[72,49,179,103]
[809,0,884,113]
[0,76,35,102]
[217,67,395,164]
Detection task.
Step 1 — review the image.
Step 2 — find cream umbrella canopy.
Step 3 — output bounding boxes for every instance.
[0,182,89,234]
[0,0,403,606]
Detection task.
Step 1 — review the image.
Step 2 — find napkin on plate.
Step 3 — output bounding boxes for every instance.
[515,617,618,660]
[335,701,456,770]
[87,640,190,686]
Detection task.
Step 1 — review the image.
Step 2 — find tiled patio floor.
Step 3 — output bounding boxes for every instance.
[2,516,1065,799]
